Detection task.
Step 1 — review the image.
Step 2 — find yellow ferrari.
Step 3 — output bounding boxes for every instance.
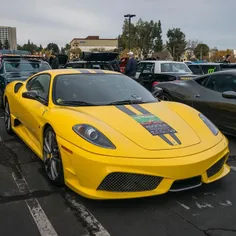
[3,69,230,199]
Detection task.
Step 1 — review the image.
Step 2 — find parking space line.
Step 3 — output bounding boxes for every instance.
[12,168,58,236]
[65,193,111,236]
[230,166,236,172]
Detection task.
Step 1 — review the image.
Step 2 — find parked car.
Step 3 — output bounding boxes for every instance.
[64,52,120,72]
[135,60,197,91]
[188,63,236,75]
[120,57,128,73]
[3,68,230,199]
[153,70,236,136]
[0,54,51,107]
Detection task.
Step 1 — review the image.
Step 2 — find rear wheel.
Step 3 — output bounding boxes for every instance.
[43,126,64,186]
[160,92,172,101]
[4,99,14,135]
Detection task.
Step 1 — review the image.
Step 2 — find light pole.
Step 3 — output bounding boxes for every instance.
[124,14,136,50]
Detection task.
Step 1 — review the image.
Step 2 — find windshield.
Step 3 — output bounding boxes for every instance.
[161,63,192,73]
[4,62,51,73]
[53,73,157,106]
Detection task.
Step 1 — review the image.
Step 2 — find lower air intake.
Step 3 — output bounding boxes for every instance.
[207,156,227,178]
[97,172,163,192]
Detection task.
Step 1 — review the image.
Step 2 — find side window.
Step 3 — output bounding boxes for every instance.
[189,65,202,75]
[194,75,210,86]
[205,74,236,93]
[142,63,155,74]
[27,74,51,101]
[136,63,144,73]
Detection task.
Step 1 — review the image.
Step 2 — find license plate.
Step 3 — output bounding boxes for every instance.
[180,77,191,80]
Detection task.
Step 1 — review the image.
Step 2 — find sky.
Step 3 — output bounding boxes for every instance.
[1,0,235,49]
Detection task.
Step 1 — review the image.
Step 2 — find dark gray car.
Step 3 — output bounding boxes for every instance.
[153,70,236,136]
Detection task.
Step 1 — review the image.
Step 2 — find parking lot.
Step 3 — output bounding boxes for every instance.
[1,108,236,236]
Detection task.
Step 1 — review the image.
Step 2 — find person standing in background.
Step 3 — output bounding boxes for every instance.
[51,53,59,69]
[125,51,137,79]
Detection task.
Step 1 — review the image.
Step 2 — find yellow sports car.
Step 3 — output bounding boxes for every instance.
[3,69,230,199]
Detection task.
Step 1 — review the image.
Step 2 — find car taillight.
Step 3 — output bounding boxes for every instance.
[152,81,159,86]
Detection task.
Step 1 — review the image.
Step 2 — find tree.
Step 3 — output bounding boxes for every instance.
[194,43,210,59]
[3,38,10,49]
[166,28,187,61]
[153,20,163,52]
[70,48,82,59]
[18,40,38,54]
[135,19,160,57]
[186,40,202,50]
[38,44,43,51]
[0,40,3,50]
[118,19,137,51]
[46,43,60,54]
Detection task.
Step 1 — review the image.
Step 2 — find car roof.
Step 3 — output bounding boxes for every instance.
[39,69,120,76]
[190,63,221,65]
[139,60,186,64]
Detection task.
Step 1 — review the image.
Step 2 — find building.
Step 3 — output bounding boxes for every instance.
[70,36,118,58]
[0,26,17,50]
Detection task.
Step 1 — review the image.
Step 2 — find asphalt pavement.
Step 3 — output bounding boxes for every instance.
[1,108,236,236]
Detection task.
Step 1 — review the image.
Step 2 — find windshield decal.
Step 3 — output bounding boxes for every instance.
[115,105,181,145]
[208,67,216,73]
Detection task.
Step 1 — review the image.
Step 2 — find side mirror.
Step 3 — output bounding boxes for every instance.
[22,90,39,100]
[222,91,236,99]
[152,87,163,97]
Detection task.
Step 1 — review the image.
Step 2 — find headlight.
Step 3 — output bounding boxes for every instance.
[72,124,116,149]
[199,113,218,136]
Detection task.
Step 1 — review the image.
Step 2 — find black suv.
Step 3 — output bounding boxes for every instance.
[64,52,120,72]
[0,54,51,107]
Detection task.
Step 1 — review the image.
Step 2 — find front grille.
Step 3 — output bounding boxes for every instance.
[97,172,163,192]
[170,176,202,192]
[207,156,226,178]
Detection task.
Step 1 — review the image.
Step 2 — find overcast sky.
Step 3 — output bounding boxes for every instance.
[1,0,235,49]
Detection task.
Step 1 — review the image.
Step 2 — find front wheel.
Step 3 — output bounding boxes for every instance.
[43,126,64,186]
[4,99,14,135]
[159,92,172,101]
[0,89,4,108]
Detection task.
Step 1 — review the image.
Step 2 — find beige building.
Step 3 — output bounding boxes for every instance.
[70,36,118,58]
[0,26,17,50]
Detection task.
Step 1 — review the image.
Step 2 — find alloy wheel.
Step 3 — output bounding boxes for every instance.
[43,130,62,182]
[4,100,12,133]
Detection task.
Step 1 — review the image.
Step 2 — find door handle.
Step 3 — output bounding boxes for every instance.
[194,94,200,98]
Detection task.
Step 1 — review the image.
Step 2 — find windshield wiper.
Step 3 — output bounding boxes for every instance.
[107,99,146,105]
[58,100,98,106]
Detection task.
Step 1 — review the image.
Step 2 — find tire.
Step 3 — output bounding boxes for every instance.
[0,89,4,109]
[160,92,172,101]
[4,99,14,135]
[43,126,64,186]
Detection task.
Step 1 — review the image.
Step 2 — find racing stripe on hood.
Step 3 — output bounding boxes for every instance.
[115,105,182,146]
[116,105,137,116]
[131,104,151,114]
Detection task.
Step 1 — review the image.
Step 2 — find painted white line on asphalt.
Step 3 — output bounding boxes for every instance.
[230,166,236,172]
[176,201,190,210]
[12,169,58,236]
[65,193,111,236]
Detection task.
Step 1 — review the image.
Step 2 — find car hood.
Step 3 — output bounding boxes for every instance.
[70,102,201,151]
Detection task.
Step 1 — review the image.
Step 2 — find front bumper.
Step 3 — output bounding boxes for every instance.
[57,136,230,200]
